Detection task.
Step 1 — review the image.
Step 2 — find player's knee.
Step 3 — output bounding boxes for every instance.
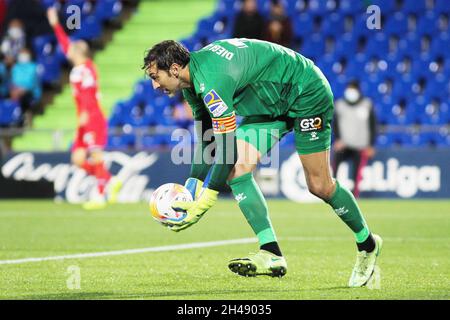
[71,150,86,167]
[90,150,104,164]
[307,178,335,200]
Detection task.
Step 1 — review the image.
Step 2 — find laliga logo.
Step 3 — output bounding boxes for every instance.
[300,117,322,131]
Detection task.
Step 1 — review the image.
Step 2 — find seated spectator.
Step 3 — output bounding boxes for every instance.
[1,19,26,67]
[232,0,265,40]
[0,52,8,98]
[10,48,41,118]
[263,0,293,48]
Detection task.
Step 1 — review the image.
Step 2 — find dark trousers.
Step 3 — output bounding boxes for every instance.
[333,147,369,198]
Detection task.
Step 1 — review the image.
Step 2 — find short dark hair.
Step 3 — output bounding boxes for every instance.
[142,40,190,72]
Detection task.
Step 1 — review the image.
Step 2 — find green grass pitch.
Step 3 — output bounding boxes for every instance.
[0,199,449,300]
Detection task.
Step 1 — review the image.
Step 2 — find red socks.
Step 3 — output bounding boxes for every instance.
[81,161,111,195]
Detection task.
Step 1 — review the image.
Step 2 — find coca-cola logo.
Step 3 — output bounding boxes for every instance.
[1,152,158,203]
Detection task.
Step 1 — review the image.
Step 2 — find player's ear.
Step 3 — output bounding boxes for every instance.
[170,63,179,78]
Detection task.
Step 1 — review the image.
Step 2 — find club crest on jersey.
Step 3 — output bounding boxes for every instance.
[203,89,228,117]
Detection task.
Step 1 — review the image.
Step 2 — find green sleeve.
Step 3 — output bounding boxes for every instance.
[198,75,238,191]
[182,89,214,181]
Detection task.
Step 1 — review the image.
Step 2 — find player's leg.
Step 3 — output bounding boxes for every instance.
[228,140,280,254]
[85,122,122,205]
[89,149,112,196]
[294,106,381,287]
[227,117,290,277]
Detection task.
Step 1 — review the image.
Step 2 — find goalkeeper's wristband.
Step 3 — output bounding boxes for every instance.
[184,177,203,200]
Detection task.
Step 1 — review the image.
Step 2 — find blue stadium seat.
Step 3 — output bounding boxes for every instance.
[300,33,325,60]
[435,0,450,14]
[308,0,337,16]
[108,131,135,149]
[330,74,347,99]
[321,12,345,37]
[417,103,449,125]
[369,0,396,13]
[385,102,417,125]
[365,32,389,57]
[37,55,62,85]
[282,0,302,17]
[339,0,363,14]
[416,12,438,36]
[33,35,55,58]
[351,14,372,37]
[345,53,367,80]
[41,0,57,9]
[403,0,427,14]
[71,15,102,40]
[384,12,408,36]
[293,13,314,37]
[94,0,122,22]
[375,132,394,148]
[434,129,450,147]
[216,0,238,18]
[334,33,358,59]
[133,80,155,104]
[397,32,421,56]
[425,73,449,100]
[430,32,450,57]
[401,131,434,147]
[0,99,22,126]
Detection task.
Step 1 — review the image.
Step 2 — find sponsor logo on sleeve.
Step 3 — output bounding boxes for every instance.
[203,89,228,117]
[297,114,323,132]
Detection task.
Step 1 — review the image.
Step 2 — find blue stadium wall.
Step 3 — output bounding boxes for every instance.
[1,148,448,201]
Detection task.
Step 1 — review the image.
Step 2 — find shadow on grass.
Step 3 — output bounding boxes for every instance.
[14,286,351,300]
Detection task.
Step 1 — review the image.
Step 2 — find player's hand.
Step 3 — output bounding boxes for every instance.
[169,188,218,232]
[47,7,59,27]
[364,146,376,159]
[333,139,345,152]
[184,177,203,200]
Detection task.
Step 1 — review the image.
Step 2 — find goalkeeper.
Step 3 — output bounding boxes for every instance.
[142,39,382,287]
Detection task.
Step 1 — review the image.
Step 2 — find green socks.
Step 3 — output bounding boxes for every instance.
[228,172,277,246]
[228,173,370,246]
[326,180,371,243]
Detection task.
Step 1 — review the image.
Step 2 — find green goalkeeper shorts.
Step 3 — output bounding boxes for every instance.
[236,105,333,156]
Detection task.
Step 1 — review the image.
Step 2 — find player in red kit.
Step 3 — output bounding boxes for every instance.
[47,7,122,210]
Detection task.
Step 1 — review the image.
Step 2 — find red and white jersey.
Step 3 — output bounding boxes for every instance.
[53,23,106,125]
[69,59,105,121]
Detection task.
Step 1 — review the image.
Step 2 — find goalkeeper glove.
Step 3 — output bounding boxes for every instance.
[184,177,203,200]
[169,188,218,232]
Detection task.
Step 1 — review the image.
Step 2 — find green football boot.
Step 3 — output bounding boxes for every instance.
[348,234,383,287]
[228,250,287,277]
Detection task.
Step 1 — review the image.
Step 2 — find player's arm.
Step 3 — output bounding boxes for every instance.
[170,77,238,232]
[182,89,215,199]
[47,7,70,55]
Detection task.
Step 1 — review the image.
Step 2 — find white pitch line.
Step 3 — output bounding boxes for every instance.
[0,238,257,265]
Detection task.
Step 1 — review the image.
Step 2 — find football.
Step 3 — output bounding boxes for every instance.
[149,183,193,225]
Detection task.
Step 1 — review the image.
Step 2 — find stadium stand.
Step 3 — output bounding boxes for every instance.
[4,0,449,151]
[104,0,449,150]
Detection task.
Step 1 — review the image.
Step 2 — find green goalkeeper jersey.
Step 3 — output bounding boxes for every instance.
[182,38,333,190]
[183,38,332,125]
